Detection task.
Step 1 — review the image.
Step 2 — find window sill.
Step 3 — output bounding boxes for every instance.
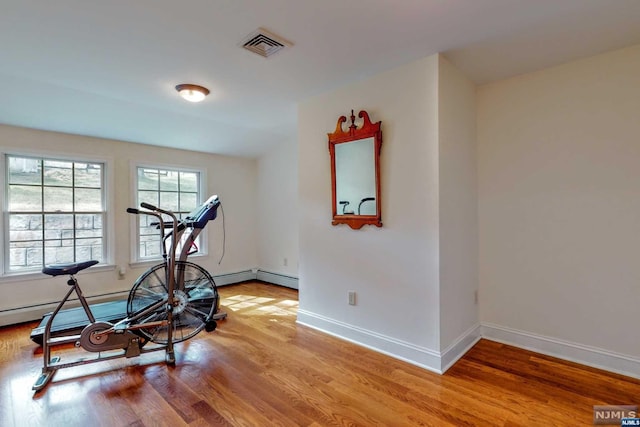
[0,264,116,284]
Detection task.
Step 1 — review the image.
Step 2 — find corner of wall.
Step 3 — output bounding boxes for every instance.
[437,52,479,354]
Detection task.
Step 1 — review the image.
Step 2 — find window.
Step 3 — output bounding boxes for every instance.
[5,155,105,273]
[135,166,202,261]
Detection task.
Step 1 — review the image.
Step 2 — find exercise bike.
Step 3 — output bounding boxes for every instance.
[33,195,223,391]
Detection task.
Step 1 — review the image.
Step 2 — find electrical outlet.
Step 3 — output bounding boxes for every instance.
[283,257,288,267]
[474,290,478,305]
[348,291,356,306]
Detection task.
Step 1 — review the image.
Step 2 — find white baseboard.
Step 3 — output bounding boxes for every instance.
[297,310,481,374]
[256,270,298,289]
[481,322,640,380]
[441,324,482,373]
[213,269,298,289]
[213,270,256,286]
[297,308,443,373]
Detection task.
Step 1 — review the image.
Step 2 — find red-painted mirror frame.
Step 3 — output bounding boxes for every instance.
[328,110,382,229]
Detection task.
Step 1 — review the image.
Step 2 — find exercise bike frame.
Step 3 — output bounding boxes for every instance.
[33,199,218,391]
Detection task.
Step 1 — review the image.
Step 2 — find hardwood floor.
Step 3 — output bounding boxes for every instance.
[1,281,638,426]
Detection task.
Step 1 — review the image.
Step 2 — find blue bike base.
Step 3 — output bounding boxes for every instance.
[30,300,128,346]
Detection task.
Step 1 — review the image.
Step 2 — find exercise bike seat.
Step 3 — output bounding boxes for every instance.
[42,260,99,277]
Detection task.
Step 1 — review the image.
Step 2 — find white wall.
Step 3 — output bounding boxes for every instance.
[0,124,257,324]
[257,138,299,277]
[298,55,443,370]
[478,45,640,364]
[438,56,479,359]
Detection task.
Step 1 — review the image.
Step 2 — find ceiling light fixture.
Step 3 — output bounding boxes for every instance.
[175,84,210,102]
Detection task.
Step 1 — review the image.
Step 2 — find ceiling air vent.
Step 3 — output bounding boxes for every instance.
[241,28,292,58]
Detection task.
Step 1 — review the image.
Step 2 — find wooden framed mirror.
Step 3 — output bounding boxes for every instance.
[328,110,382,229]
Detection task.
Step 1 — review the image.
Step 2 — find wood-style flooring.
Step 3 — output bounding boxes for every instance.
[0,282,638,426]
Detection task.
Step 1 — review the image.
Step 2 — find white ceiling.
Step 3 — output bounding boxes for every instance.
[2,0,640,157]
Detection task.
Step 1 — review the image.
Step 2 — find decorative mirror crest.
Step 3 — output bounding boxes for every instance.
[328,110,382,230]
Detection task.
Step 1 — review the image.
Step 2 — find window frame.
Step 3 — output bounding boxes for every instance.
[1,150,114,278]
[130,162,207,266]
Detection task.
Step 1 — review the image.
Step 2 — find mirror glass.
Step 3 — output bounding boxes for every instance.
[335,137,376,215]
[328,110,382,229]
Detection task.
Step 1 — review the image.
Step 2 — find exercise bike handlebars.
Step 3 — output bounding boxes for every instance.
[140,202,157,211]
[128,201,180,352]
